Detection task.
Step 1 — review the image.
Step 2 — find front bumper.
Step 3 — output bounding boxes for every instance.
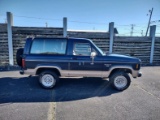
[138,72,142,77]
[132,70,142,78]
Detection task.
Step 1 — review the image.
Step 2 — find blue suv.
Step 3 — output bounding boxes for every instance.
[16,37,142,91]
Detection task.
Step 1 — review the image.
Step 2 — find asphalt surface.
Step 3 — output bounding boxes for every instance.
[0,67,160,120]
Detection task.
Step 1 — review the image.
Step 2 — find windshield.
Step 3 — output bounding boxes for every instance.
[90,41,106,55]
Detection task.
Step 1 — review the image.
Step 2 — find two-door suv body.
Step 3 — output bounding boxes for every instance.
[17,37,142,91]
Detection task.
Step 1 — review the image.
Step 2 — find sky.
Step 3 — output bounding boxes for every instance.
[0,0,160,36]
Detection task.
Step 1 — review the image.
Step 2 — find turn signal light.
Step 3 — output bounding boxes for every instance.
[136,64,139,69]
[22,59,25,68]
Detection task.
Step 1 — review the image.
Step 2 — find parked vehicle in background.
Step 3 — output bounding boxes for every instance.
[16,37,142,91]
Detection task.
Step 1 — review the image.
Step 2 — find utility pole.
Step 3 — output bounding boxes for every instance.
[141,30,143,36]
[145,8,153,37]
[45,22,48,27]
[5,19,7,23]
[130,24,135,36]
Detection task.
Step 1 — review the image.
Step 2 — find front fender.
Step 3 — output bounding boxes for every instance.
[108,65,139,78]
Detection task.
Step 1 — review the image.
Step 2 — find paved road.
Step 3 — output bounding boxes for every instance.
[0,67,160,120]
[0,73,55,120]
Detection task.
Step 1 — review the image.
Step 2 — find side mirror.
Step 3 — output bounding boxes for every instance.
[91,52,96,58]
[90,52,96,65]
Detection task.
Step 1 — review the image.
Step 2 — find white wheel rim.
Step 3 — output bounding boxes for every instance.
[114,76,127,89]
[41,74,55,87]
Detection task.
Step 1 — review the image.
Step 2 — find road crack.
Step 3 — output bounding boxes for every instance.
[135,84,160,101]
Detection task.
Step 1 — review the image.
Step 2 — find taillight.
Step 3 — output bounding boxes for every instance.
[22,59,25,68]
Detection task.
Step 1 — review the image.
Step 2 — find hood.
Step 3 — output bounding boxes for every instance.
[104,53,141,63]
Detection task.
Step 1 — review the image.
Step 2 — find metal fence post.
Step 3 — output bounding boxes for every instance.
[63,17,67,37]
[109,22,114,54]
[150,25,156,64]
[149,26,153,37]
[7,12,14,65]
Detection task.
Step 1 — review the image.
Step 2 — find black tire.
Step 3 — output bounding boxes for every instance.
[16,48,24,66]
[109,72,131,91]
[39,70,59,89]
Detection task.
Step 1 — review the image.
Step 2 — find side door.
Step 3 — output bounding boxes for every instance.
[69,40,103,77]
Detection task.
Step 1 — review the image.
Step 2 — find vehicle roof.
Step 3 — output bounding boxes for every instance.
[27,37,92,42]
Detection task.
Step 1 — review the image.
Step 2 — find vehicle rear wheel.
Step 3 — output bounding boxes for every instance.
[110,72,131,91]
[39,71,59,89]
[16,48,24,66]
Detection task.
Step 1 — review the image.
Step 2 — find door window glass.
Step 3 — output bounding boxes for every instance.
[73,43,91,56]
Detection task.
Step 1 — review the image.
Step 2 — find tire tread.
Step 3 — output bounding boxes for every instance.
[110,71,131,91]
[39,70,59,89]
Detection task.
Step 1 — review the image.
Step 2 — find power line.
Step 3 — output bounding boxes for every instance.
[116,23,148,26]
[14,15,62,21]
[150,20,160,25]
[1,13,155,27]
[14,15,107,25]
[115,24,131,27]
[68,20,106,25]
[152,15,160,17]
[1,13,160,34]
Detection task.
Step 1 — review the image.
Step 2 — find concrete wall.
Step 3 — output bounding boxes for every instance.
[0,23,159,66]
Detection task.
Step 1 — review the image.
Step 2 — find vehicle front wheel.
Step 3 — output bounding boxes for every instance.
[110,72,131,91]
[39,71,59,89]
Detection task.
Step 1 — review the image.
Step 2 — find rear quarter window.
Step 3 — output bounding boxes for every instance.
[30,39,67,55]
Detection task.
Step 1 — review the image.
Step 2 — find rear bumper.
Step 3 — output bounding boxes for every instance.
[19,68,36,75]
[20,69,24,75]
